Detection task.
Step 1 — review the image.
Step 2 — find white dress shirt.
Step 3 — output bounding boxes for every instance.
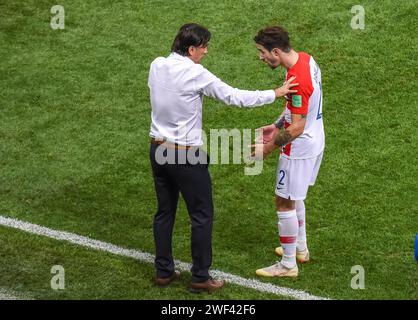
[148,52,275,146]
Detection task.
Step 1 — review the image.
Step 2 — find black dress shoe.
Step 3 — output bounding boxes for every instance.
[189,278,225,293]
[155,270,181,287]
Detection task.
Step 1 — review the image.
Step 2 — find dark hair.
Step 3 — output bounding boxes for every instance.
[254,26,291,53]
[171,23,211,56]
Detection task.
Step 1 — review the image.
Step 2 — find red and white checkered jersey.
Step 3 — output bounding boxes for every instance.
[282,52,325,159]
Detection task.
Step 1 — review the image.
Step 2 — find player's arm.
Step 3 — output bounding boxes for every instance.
[274,83,309,146]
[256,91,291,143]
[257,78,299,143]
[251,113,306,159]
[256,109,286,144]
[274,109,286,129]
[273,113,306,147]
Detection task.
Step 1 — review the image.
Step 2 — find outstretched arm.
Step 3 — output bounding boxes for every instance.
[199,67,298,107]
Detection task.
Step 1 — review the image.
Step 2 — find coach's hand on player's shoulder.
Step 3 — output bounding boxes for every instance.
[274,76,298,98]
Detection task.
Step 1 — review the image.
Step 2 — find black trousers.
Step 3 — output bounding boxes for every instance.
[149,143,213,283]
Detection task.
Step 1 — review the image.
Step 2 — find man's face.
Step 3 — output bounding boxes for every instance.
[188,44,209,64]
[256,44,281,69]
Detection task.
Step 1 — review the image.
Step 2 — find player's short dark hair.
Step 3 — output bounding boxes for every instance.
[171,23,211,56]
[254,26,291,53]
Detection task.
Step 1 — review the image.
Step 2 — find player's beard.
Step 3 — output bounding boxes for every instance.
[266,59,279,70]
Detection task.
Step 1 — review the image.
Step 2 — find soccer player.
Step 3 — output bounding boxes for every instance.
[252,26,325,277]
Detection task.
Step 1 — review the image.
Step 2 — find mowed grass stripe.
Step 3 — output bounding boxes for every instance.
[0,215,328,300]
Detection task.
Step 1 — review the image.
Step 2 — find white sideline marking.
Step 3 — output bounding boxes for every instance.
[0,288,32,300]
[0,216,328,300]
[0,291,20,300]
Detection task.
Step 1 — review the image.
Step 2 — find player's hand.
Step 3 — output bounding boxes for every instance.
[255,124,278,144]
[250,141,278,160]
[274,76,298,98]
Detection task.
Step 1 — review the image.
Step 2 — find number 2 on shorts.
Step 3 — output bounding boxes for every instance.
[279,170,286,185]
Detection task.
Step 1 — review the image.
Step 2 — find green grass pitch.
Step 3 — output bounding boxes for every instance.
[0,0,417,299]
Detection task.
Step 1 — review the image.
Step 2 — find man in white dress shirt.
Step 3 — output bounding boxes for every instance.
[148,23,297,293]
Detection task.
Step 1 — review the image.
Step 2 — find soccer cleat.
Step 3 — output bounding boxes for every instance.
[255,262,298,278]
[275,247,310,263]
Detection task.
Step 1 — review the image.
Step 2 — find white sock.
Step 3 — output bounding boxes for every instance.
[277,210,298,268]
[296,200,307,252]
